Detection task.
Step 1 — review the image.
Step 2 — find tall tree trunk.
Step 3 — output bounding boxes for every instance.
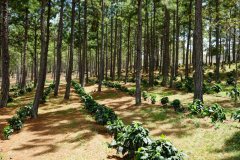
[98,0,104,92]
[81,0,87,87]
[170,11,176,88]
[21,7,29,89]
[112,14,118,81]
[149,1,155,87]
[215,0,220,82]
[125,17,131,83]
[185,0,193,78]
[105,23,108,80]
[135,0,142,105]
[65,0,75,99]
[33,21,38,87]
[32,0,48,118]
[0,0,10,108]
[117,23,122,80]
[161,6,170,86]
[175,0,179,75]
[193,0,203,101]
[54,0,64,96]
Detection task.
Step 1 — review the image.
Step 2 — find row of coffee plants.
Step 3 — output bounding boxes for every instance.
[2,83,55,139]
[102,81,136,96]
[188,100,226,123]
[71,80,185,159]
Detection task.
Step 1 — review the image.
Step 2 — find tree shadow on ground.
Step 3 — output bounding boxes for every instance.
[214,131,240,160]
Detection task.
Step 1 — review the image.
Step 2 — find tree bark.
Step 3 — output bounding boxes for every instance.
[193,0,203,101]
[54,0,64,96]
[135,0,142,105]
[65,0,76,99]
[32,0,48,118]
[0,0,10,108]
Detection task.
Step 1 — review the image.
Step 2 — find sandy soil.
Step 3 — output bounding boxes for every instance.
[0,85,120,160]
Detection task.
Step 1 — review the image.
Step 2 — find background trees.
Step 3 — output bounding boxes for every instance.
[0,0,239,108]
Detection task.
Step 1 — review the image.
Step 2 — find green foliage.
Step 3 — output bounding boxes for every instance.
[128,88,136,96]
[7,96,14,103]
[188,99,205,115]
[175,81,183,90]
[211,84,222,93]
[3,125,14,140]
[227,88,240,103]
[136,137,185,160]
[151,95,157,104]
[161,97,169,105]
[7,116,23,131]
[226,77,236,86]
[204,104,226,123]
[16,104,32,121]
[171,99,182,111]
[95,105,117,125]
[231,109,240,122]
[40,83,55,103]
[183,77,194,92]
[109,122,152,157]
[142,91,148,101]
[107,119,125,138]
[203,83,212,94]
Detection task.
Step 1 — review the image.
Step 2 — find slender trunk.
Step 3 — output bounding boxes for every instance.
[149,1,155,87]
[175,0,179,74]
[193,0,203,101]
[215,0,220,82]
[125,18,131,83]
[0,0,10,108]
[98,0,104,92]
[32,0,48,118]
[170,11,176,88]
[81,0,87,87]
[135,0,142,105]
[54,0,64,96]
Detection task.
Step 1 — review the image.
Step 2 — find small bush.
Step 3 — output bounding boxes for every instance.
[107,119,125,138]
[7,116,23,131]
[171,99,181,111]
[16,105,32,121]
[95,106,117,125]
[184,77,194,92]
[136,137,185,160]
[205,104,226,123]
[226,77,236,86]
[161,97,169,105]
[188,99,205,115]
[109,122,152,157]
[128,89,136,96]
[211,84,222,93]
[175,81,183,90]
[151,95,157,104]
[3,125,14,139]
[231,109,240,122]
[142,91,148,101]
[7,96,13,103]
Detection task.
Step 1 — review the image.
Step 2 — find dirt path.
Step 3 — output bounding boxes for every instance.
[0,85,120,160]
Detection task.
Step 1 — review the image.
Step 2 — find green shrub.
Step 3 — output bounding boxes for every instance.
[26,87,33,92]
[184,77,194,92]
[95,106,117,125]
[161,97,169,105]
[128,89,136,96]
[3,125,14,139]
[19,89,25,95]
[188,99,205,115]
[7,116,23,131]
[205,104,226,123]
[227,88,240,103]
[151,95,157,104]
[107,119,125,138]
[203,83,212,94]
[109,122,152,158]
[142,91,148,101]
[7,96,13,103]
[136,137,185,160]
[16,105,32,121]
[171,99,181,111]
[231,109,240,122]
[226,77,236,86]
[175,81,183,90]
[211,84,222,93]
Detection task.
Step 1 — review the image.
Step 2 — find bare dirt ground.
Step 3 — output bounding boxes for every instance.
[0,85,120,160]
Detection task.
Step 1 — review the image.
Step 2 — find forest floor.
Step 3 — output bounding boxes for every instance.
[0,80,240,160]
